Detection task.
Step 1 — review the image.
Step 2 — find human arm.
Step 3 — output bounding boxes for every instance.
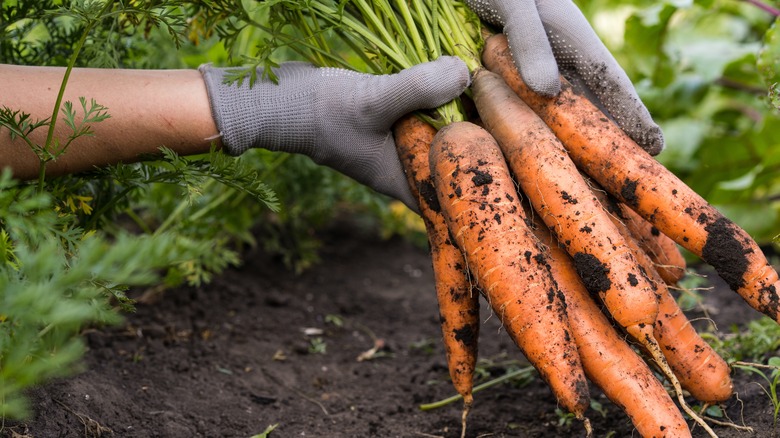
[465,0,665,154]
[1,58,469,210]
[0,64,220,180]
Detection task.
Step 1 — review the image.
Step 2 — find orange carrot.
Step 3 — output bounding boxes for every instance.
[592,187,733,404]
[620,205,687,284]
[470,68,659,345]
[655,286,734,403]
[429,121,590,420]
[527,208,691,438]
[482,33,780,324]
[393,115,480,431]
[469,68,716,434]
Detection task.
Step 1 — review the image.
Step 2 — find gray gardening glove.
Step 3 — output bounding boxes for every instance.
[466,0,664,155]
[199,58,470,211]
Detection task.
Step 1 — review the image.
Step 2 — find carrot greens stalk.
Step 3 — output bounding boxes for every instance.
[274,0,481,127]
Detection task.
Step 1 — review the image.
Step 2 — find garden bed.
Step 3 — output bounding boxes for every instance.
[7,224,778,438]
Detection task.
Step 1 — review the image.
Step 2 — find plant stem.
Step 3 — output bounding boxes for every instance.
[40,0,113,192]
[394,0,427,63]
[743,0,780,16]
[418,366,535,411]
[411,0,439,59]
[309,2,411,70]
[154,178,215,235]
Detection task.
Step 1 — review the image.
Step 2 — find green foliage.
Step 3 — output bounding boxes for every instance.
[707,316,780,362]
[0,0,284,420]
[249,423,279,438]
[307,337,327,355]
[0,1,412,418]
[0,168,221,418]
[581,0,780,242]
[758,18,780,108]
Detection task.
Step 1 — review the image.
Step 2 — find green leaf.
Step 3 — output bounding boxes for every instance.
[656,117,708,171]
[717,164,764,191]
[249,423,279,438]
[758,18,780,93]
[623,2,679,82]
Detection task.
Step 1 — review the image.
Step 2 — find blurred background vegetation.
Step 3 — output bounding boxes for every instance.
[0,0,778,420]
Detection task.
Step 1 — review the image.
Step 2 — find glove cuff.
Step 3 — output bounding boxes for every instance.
[198,64,317,157]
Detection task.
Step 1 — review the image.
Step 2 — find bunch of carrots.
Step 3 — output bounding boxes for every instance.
[268,2,780,436]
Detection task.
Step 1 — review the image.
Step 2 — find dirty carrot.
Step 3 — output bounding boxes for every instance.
[526,207,691,438]
[393,114,479,435]
[470,68,659,345]
[429,121,590,420]
[482,33,780,325]
[620,205,687,284]
[655,285,734,403]
[469,68,713,434]
[592,187,733,405]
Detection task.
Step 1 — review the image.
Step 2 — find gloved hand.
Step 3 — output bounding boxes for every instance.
[466,0,664,155]
[199,58,470,211]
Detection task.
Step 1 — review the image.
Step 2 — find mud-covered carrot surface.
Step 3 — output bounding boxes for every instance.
[429,121,590,420]
[482,33,780,326]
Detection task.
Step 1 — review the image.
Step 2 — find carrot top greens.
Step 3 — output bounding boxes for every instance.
[251,0,483,128]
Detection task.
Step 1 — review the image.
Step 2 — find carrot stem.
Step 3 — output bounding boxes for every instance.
[418,366,536,411]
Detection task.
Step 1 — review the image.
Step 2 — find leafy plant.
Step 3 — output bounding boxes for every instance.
[0,0,280,419]
[0,168,226,418]
[706,316,780,361]
[308,337,327,355]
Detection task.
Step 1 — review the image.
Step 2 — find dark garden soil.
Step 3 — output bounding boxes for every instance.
[5,223,780,438]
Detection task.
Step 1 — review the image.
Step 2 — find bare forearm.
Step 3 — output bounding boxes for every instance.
[0,64,221,180]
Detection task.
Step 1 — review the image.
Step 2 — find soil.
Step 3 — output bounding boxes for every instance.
[5,223,779,438]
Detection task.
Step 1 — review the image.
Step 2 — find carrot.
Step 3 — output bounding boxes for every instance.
[655,286,733,403]
[526,207,691,438]
[393,115,480,435]
[429,121,590,420]
[592,187,733,404]
[470,68,659,346]
[620,205,687,284]
[469,69,715,435]
[482,33,780,325]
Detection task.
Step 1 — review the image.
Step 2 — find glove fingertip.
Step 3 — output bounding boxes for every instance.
[383,57,470,119]
[425,56,472,101]
[639,124,665,156]
[519,65,561,97]
[504,37,561,97]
